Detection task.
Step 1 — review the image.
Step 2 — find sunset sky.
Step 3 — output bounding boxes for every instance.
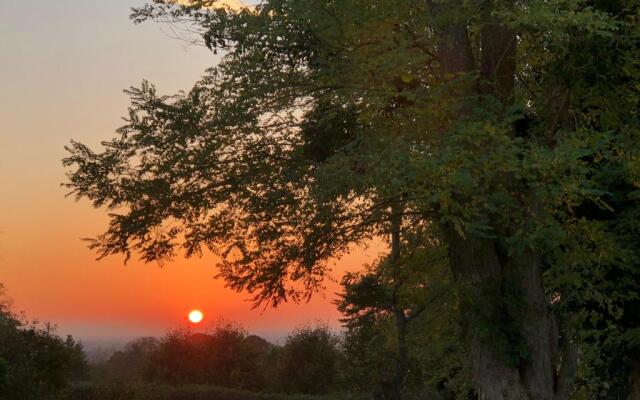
[0,0,383,343]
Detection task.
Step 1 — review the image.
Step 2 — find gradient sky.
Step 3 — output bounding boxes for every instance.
[0,0,383,342]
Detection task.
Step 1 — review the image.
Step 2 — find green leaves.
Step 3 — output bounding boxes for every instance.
[0,300,88,399]
[62,3,640,393]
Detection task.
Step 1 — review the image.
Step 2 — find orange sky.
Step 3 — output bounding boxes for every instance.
[0,0,384,342]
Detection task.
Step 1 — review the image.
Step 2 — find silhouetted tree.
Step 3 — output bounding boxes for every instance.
[0,284,88,400]
[142,321,274,390]
[103,336,159,381]
[275,324,341,395]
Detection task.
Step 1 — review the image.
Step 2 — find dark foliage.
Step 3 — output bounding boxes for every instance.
[275,325,342,395]
[0,284,88,400]
[94,322,343,397]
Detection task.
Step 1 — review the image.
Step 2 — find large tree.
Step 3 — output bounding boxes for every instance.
[64,0,640,398]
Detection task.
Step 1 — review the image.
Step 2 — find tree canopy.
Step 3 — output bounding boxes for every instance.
[64,0,640,398]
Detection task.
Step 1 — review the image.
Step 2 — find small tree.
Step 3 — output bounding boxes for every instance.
[338,233,468,399]
[276,324,341,395]
[144,321,273,390]
[103,337,159,381]
[0,284,88,400]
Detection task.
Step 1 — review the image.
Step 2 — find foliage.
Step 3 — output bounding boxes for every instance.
[535,2,640,396]
[0,284,88,400]
[99,337,160,381]
[99,321,274,391]
[275,324,342,395]
[63,0,640,396]
[92,322,343,396]
[337,240,469,399]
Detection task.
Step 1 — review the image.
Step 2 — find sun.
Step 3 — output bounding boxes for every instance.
[188,309,204,324]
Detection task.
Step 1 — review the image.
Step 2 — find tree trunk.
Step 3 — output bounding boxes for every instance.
[628,357,640,400]
[554,327,577,400]
[389,204,407,400]
[446,230,563,400]
[434,4,573,397]
[446,229,529,399]
[507,249,557,400]
[391,311,409,400]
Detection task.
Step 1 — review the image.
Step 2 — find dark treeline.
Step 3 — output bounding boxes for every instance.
[0,284,87,400]
[92,323,340,395]
[81,278,465,400]
[0,272,463,400]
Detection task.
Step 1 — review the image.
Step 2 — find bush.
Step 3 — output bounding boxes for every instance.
[0,284,87,400]
[275,324,342,395]
[98,321,275,391]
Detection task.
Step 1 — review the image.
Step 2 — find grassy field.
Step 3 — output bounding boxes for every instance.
[64,382,362,400]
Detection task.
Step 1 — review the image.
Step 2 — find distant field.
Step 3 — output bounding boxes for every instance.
[65,382,360,400]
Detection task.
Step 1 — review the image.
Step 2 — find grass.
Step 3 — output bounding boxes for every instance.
[64,382,362,400]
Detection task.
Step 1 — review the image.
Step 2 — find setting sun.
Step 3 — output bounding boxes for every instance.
[188,310,204,324]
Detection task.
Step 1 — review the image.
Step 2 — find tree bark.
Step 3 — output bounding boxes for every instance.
[446,232,562,400]
[389,205,407,400]
[446,229,529,399]
[507,249,557,400]
[628,357,640,400]
[434,4,572,398]
[391,310,409,400]
[479,22,516,101]
[554,326,577,400]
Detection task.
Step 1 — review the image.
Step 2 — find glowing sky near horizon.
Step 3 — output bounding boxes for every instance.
[0,0,384,342]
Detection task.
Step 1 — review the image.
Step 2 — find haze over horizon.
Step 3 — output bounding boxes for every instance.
[0,0,383,343]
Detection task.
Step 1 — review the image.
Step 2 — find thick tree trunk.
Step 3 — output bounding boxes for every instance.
[508,250,557,400]
[446,230,529,399]
[446,230,561,400]
[554,328,577,400]
[434,4,573,397]
[479,22,516,101]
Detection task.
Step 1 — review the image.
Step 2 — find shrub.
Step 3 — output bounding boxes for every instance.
[0,284,87,399]
[275,324,342,395]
